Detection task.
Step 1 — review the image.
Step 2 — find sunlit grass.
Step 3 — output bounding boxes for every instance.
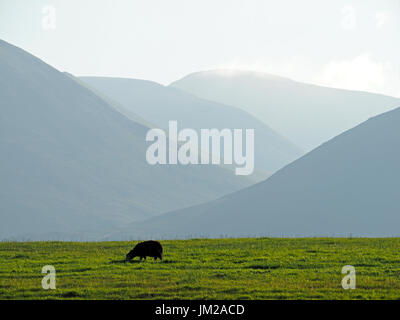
[0,238,399,299]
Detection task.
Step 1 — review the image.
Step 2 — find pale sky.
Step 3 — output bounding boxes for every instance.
[1,0,399,96]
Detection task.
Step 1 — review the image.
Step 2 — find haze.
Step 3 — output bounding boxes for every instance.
[0,0,399,96]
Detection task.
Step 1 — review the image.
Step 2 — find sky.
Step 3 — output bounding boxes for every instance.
[1,0,399,96]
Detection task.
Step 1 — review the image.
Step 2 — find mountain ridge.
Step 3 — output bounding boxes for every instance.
[80,76,303,174]
[112,105,400,239]
[0,39,252,240]
[171,69,400,151]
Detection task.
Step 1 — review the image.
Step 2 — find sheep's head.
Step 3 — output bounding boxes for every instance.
[126,249,136,261]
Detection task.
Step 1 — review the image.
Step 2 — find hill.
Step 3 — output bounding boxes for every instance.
[0,40,251,240]
[80,76,303,174]
[171,70,400,151]
[118,106,400,238]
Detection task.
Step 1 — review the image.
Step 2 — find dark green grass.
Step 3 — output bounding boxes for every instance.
[1,238,400,299]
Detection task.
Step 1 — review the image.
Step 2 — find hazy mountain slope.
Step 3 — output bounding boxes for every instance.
[115,106,400,239]
[65,73,156,129]
[80,77,303,174]
[0,40,251,239]
[171,70,400,151]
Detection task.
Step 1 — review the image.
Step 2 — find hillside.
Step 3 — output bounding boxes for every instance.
[0,40,251,240]
[117,106,400,238]
[80,76,303,174]
[171,70,400,151]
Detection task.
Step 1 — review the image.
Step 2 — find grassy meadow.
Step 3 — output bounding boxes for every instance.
[1,238,400,299]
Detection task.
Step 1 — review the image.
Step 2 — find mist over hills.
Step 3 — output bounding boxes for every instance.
[80,76,303,175]
[0,40,252,240]
[2,38,400,241]
[171,70,400,151]
[114,106,400,239]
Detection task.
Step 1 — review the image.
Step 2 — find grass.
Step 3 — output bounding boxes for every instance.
[1,238,400,299]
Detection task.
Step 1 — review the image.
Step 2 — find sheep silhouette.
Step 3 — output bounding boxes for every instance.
[126,240,163,261]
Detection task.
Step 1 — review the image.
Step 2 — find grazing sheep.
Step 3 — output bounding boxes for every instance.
[126,240,163,261]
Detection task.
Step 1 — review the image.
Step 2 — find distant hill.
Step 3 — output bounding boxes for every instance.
[80,77,303,175]
[115,106,400,239]
[171,70,400,151]
[66,73,157,130]
[0,40,252,240]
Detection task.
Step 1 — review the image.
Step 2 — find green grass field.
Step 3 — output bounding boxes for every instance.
[1,238,400,299]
